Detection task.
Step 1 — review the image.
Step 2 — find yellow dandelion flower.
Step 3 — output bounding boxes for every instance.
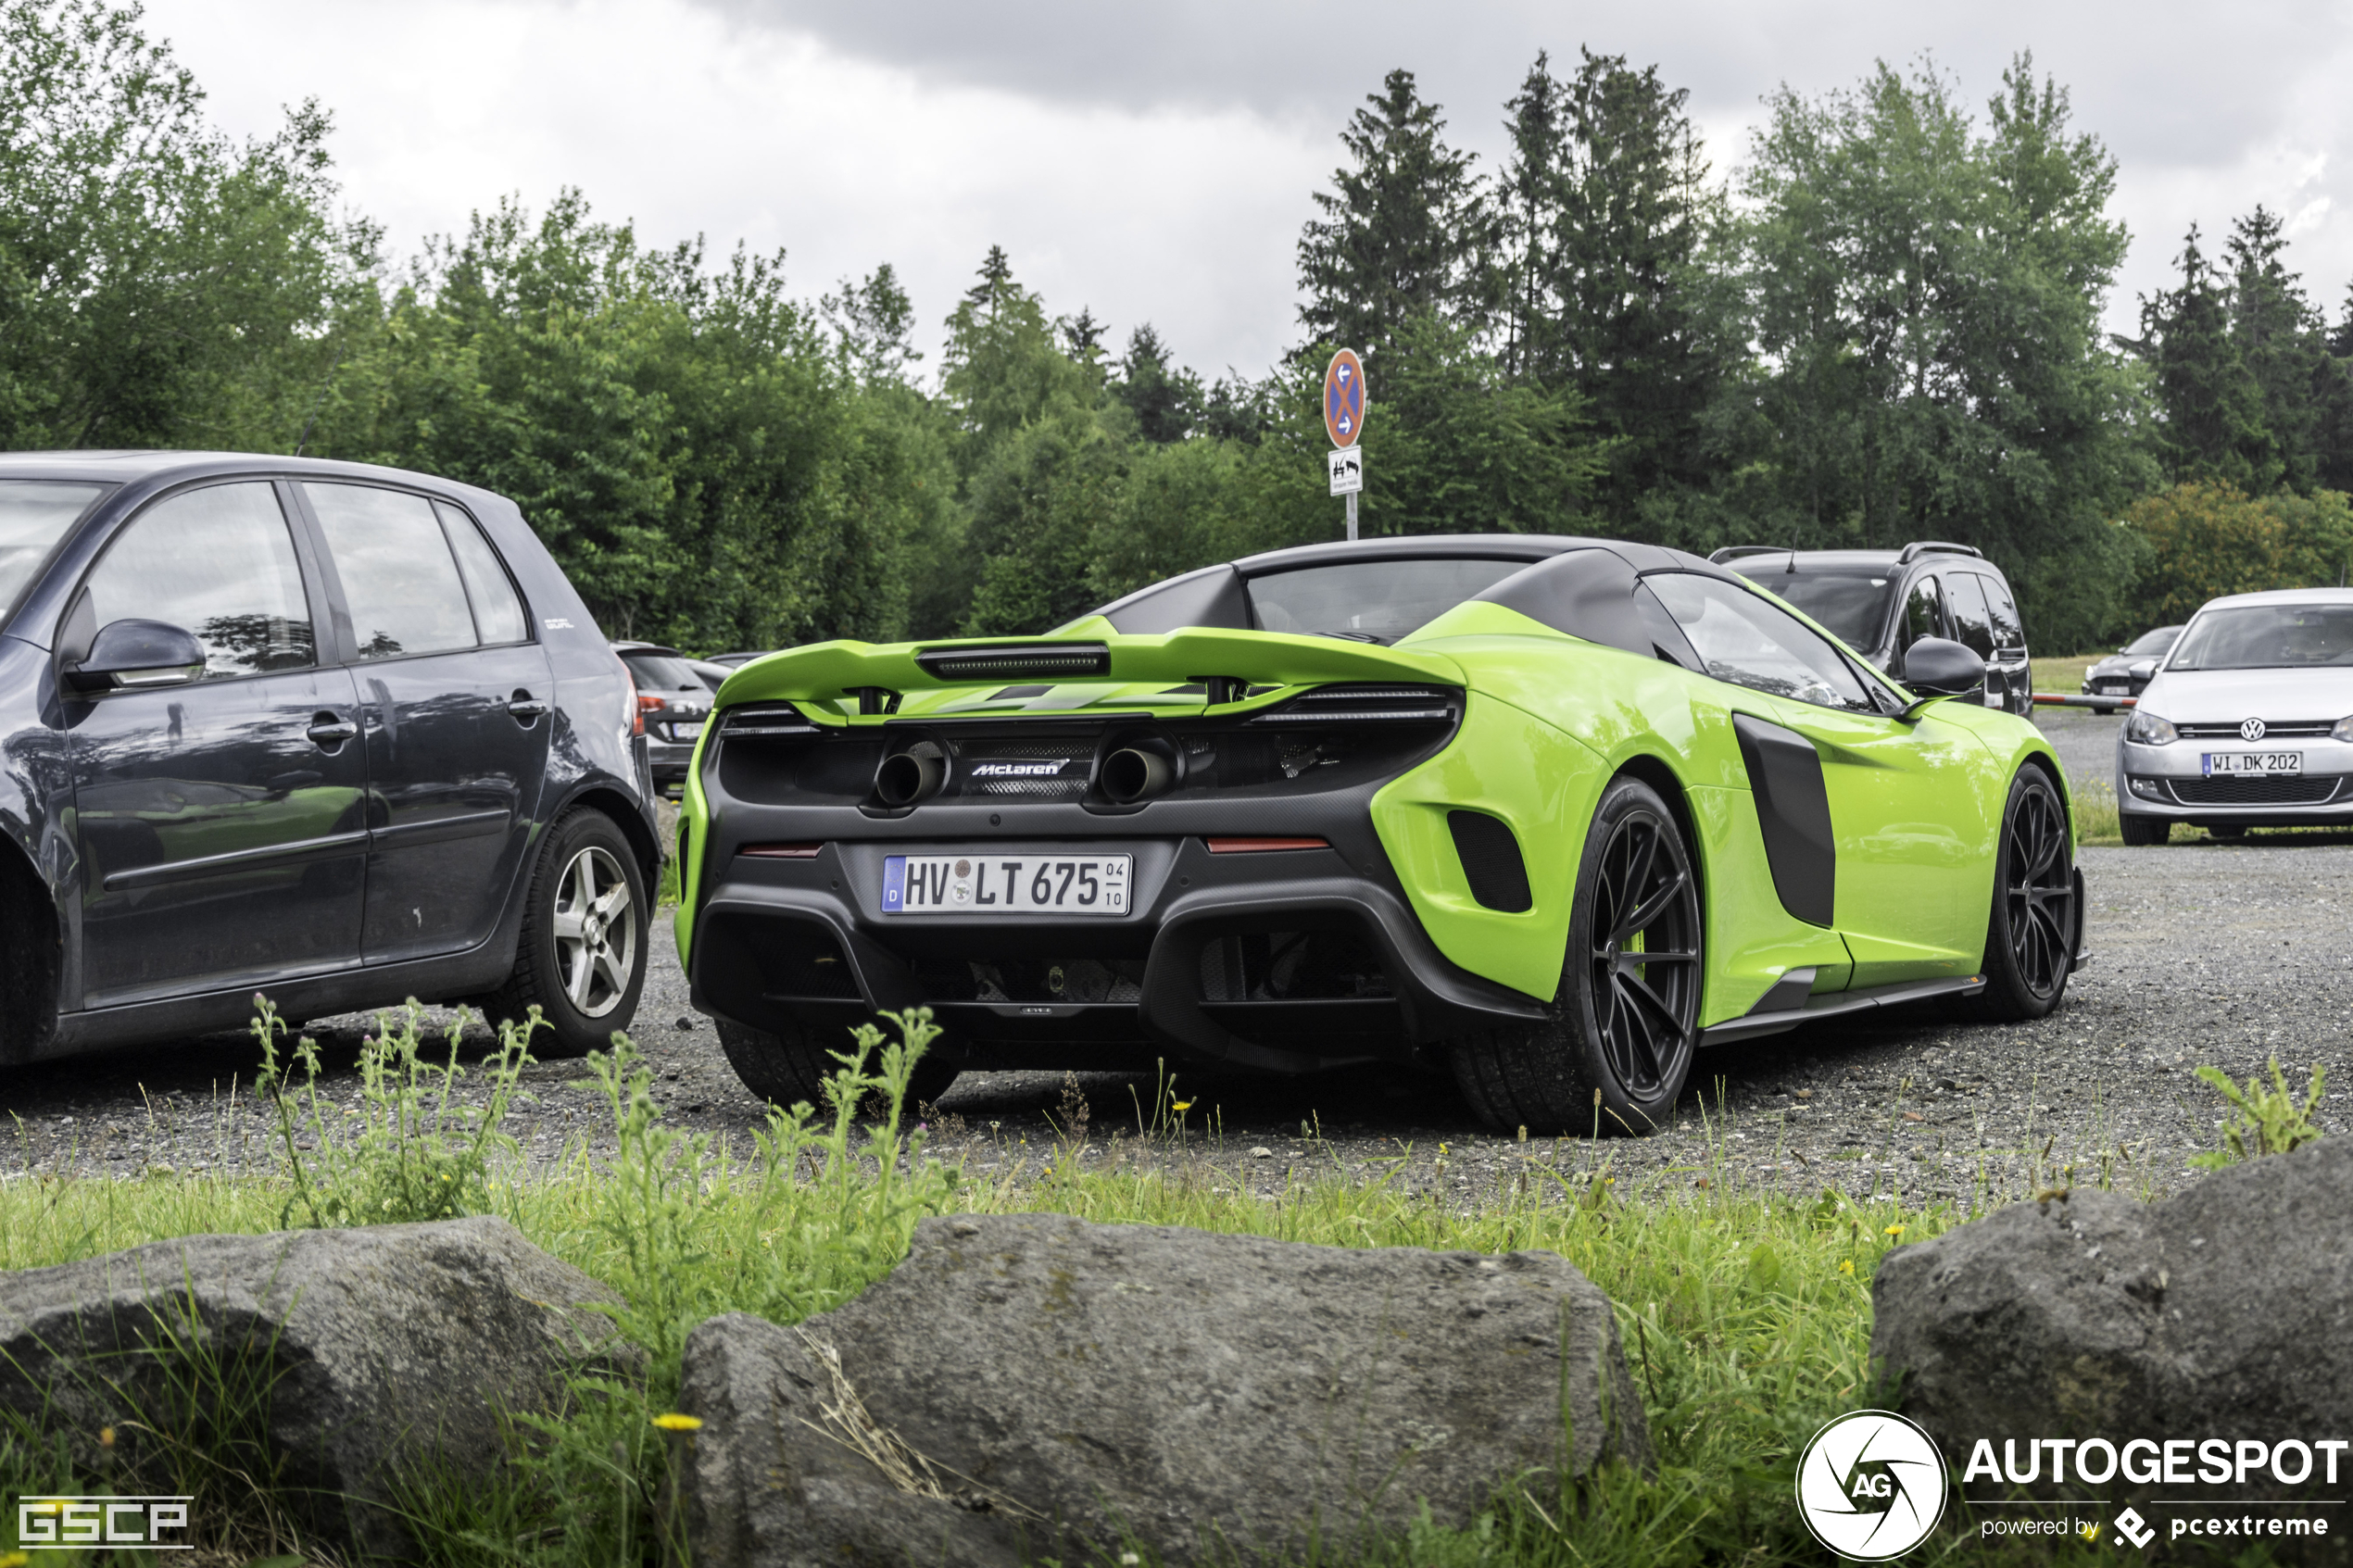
[1883,1223,1906,1237]
[1172,1100,1193,1111]
[1838,1259,1856,1275]
[99,1424,116,1448]
[651,1412,704,1432]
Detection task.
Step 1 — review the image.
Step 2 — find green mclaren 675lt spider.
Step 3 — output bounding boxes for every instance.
[675,535,2084,1135]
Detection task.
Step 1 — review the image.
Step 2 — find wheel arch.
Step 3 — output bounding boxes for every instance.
[1609,750,1703,904]
[548,780,661,886]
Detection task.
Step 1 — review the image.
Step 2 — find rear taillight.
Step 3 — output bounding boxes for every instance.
[618,658,644,738]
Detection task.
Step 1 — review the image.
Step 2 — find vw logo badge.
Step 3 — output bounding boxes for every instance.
[1794,1410,1948,1560]
[2241,717,2266,742]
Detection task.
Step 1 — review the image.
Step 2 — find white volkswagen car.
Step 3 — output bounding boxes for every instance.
[2116,588,2353,844]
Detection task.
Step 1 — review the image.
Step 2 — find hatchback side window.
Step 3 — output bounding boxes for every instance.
[1646,572,1873,710]
[1944,571,1996,659]
[84,483,314,679]
[1975,572,2024,651]
[304,484,478,660]
[1899,574,1945,650]
[434,502,529,646]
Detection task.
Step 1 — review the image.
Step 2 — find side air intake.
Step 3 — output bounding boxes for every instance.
[1447,810,1532,912]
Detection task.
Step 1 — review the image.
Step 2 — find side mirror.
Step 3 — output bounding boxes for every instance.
[65,619,206,693]
[1899,636,1985,702]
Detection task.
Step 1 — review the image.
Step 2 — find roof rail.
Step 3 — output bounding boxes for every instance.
[1895,540,1982,564]
[1707,545,1800,565]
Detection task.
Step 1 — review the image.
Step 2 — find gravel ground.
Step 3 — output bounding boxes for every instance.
[6,822,2348,1208]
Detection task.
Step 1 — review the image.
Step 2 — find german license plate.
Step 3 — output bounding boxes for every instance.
[2099,683,2128,695]
[883,853,1131,915]
[2203,752,2301,776]
[669,721,703,740]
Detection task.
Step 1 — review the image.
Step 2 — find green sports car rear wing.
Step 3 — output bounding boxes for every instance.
[713,631,1469,719]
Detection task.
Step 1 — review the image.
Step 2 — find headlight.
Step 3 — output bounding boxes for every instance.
[2124,709,2178,746]
[2334,714,2353,744]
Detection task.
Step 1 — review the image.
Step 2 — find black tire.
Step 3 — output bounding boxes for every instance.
[716,1016,959,1113]
[1451,775,1703,1137]
[1968,769,2078,1022]
[2119,812,2170,847]
[484,809,649,1058]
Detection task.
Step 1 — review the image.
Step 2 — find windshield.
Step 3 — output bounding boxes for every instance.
[1731,563,1894,647]
[0,481,107,617]
[2123,625,2182,657]
[2169,605,2353,670]
[1248,558,1524,644]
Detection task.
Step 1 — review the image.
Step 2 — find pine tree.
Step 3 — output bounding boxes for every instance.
[2139,225,2278,492]
[1295,69,1490,370]
[2226,207,2334,493]
[1495,54,1569,383]
[1554,49,1718,510]
[1112,323,1202,444]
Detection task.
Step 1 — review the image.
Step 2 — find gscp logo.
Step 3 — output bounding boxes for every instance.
[1796,1411,1949,1560]
[19,1496,193,1550]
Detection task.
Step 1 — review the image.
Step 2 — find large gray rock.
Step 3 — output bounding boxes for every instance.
[1874,1139,2353,1492]
[0,1215,630,1561]
[680,1212,1650,1568]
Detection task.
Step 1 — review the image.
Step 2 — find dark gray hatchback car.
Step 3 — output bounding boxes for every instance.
[0,452,660,1064]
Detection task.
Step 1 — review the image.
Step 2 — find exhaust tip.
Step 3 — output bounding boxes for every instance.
[875,749,945,807]
[1102,746,1175,804]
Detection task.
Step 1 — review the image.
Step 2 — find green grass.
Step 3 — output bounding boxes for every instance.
[0,1016,2233,1568]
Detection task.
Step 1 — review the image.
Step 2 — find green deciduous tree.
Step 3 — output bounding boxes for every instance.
[2118,480,2353,624]
[0,0,367,450]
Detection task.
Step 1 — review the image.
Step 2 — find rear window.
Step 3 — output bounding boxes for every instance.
[1248,558,1524,644]
[622,652,707,691]
[1730,563,1894,648]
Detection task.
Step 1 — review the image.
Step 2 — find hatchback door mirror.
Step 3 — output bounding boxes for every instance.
[66,619,206,693]
[1899,636,1985,702]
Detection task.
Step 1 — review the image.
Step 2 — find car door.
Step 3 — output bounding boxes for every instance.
[1647,571,1991,989]
[296,482,553,966]
[63,480,368,1006]
[1943,572,2006,711]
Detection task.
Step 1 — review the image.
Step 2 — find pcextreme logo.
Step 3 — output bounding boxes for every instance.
[1796,1411,1949,1560]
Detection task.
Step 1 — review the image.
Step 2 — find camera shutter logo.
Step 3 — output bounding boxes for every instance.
[2241,717,2266,742]
[1795,1411,1948,1560]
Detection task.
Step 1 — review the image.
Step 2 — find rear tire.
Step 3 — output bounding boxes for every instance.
[1451,776,1703,1137]
[2119,812,2170,847]
[1969,769,2077,1022]
[484,809,648,1058]
[717,1017,959,1113]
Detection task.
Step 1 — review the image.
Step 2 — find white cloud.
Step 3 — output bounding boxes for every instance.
[141,0,2353,375]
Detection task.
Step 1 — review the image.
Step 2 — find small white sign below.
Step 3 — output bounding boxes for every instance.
[1327,446,1364,496]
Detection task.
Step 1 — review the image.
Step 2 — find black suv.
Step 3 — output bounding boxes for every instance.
[0,452,660,1063]
[1715,542,2032,716]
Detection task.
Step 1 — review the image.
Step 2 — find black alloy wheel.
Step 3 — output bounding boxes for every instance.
[1452,775,1704,1136]
[1969,769,2077,1021]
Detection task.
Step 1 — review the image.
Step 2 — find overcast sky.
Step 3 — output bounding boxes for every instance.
[144,0,2353,381]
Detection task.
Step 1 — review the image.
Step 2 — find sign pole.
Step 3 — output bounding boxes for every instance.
[1322,348,1366,544]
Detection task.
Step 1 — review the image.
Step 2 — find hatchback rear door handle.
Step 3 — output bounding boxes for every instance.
[307,715,359,747]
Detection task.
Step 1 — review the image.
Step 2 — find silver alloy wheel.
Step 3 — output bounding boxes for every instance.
[551,845,635,1018]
